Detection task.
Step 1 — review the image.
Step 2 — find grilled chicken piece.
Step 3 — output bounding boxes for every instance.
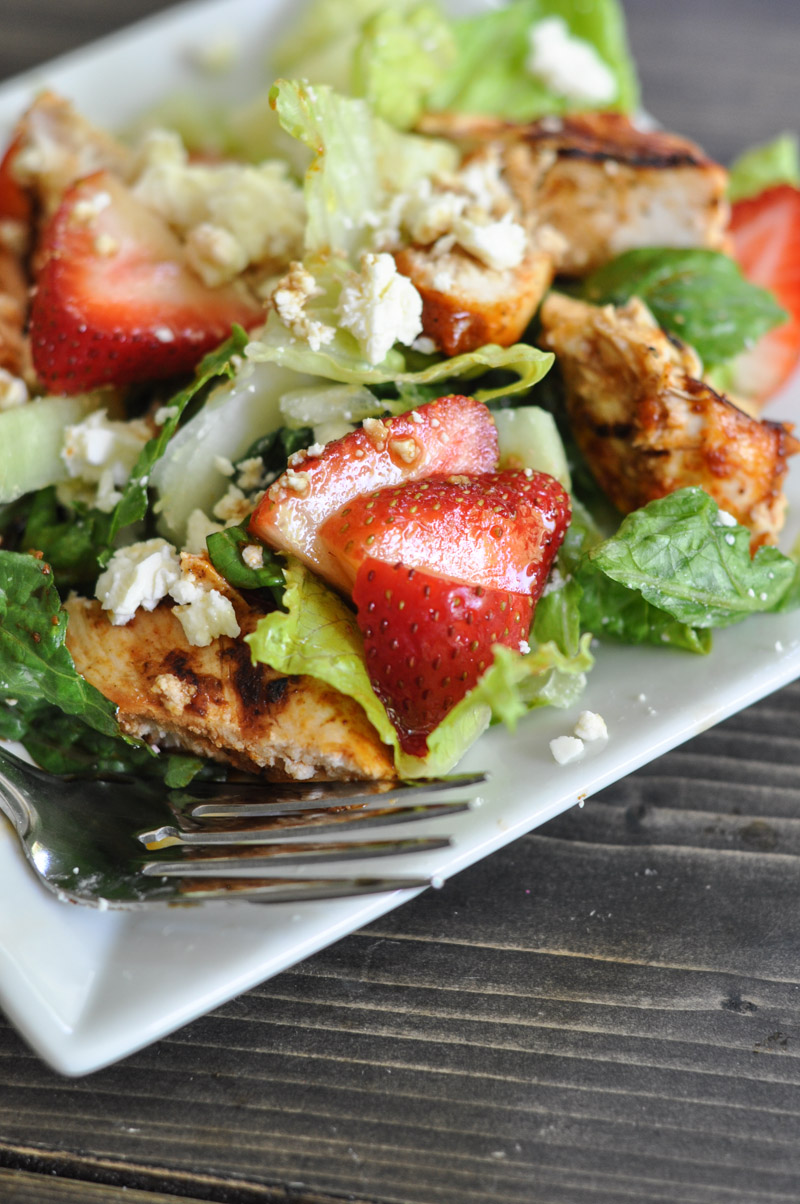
[394,222,564,356]
[7,91,130,225]
[539,292,799,547]
[419,111,730,276]
[65,556,393,781]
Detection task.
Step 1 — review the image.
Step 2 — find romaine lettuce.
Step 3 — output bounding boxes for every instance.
[728,132,800,203]
[246,557,592,776]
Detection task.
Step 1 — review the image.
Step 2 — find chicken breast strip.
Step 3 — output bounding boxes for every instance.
[539,292,799,547]
[65,556,394,781]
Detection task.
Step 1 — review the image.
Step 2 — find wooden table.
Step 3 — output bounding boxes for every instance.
[2,3,800,1201]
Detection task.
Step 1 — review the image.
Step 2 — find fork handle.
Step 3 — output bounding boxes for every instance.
[0,749,35,837]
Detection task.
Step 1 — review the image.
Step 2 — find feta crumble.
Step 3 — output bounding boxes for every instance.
[170,574,240,647]
[526,16,616,105]
[61,409,151,512]
[337,252,423,365]
[574,711,608,742]
[271,262,336,351]
[0,367,28,410]
[95,539,182,625]
[550,735,584,765]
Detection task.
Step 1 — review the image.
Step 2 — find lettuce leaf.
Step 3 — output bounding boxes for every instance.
[581,488,796,629]
[428,0,638,120]
[353,4,456,129]
[246,558,592,776]
[0,550,118,737]
[575,249,787,367]
[728,132,800,203]
[246,306,553,403]
[270,79,457,260]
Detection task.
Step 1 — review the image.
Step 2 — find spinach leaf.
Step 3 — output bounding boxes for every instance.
[576,248,787,365]
[0,549,118,736]
[236,425,314,479]
[206,525,285,596]
[582,487,796,628]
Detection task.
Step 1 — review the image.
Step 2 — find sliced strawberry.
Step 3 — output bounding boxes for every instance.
[320,469,570,595]
[0,133,31,224]
[29,170,263,393]
[353,558,534,757]
[729,184,800,403]
[249,395,499,593]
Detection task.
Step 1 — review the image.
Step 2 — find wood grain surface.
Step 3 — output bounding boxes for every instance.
[2,3,800,1203]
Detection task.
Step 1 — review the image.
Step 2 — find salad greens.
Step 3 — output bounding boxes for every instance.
[1,0,798,783]
[728,132,800,203]
[575,248,787,367]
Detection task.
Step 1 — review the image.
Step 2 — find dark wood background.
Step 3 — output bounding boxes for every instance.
[2,3,800,1202]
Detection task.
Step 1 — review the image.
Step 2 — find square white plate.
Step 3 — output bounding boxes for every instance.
[1,0,799,1077]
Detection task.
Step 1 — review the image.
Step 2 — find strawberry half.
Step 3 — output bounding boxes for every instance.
[249,395,499,593]
[320,469,570,595]
[353,558,534,757]
[29,170,263,393]
[0,133,31,224]
[729,184,800,403]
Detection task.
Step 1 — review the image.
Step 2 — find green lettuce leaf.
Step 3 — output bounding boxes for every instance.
[103,326,250,558]
[575,564,712,653]
[728,132,800,203]
[581,487,796,629]
[353,4,456,129]
[428,0,638,119]
[270,79,457,260]
[0,550,118,737]
[576,249,787,367]
[246,558,591,776]
[247,297,553,403]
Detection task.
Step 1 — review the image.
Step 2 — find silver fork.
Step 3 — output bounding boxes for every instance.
[0,746,485,908]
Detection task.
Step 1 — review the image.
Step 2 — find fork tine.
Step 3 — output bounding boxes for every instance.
[141,835,452,875]
[174,875,437,903]
[139,799,473,848]
[173,771,487,818]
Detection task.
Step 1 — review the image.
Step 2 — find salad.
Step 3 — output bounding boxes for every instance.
[0,0,799,788]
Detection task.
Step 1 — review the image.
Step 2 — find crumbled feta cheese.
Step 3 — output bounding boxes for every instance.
[183,508,224,554]
[132,128,304,284]
[61,409,151,512]
[526,16,616,105]
[96,539,182,625]
[573,710,608,742]
[271,261,335,351]
[337,252,423,365]
[213,484,252,523]
[725,533,735,546]
[236,455,265,492]
[411,335,438,355]
[715,508,738,527]
[154,404,179,425]
[170,575,240,646]
[214,455,236,477]
[452,211,527,271]
[242,544,264,570]
[550,735,584,765]
[0,367,28,410]
[518,639,531,655]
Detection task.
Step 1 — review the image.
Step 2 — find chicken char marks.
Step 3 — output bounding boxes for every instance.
[64,557,394,781]
[539,292,799,548]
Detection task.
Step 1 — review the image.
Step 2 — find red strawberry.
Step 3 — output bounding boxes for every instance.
[0,133,31,224]
[249,394,499,593]
[353,558,534,757]
[29,170,263,393]
[320,469,570,595]
[729,184,800,403]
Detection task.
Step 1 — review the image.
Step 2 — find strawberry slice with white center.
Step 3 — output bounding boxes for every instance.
[29,170,263,393]
[320,469,570,595]
[249,394,499,594]
[353,558,534,758]
[729,184,800,404]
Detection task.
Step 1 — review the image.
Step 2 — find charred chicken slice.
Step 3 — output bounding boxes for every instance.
[65,556,393,781]
[539,292,799,547]
[419,110,730,276]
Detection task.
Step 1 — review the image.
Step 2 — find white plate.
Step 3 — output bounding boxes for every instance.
[2,0,800,1077]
